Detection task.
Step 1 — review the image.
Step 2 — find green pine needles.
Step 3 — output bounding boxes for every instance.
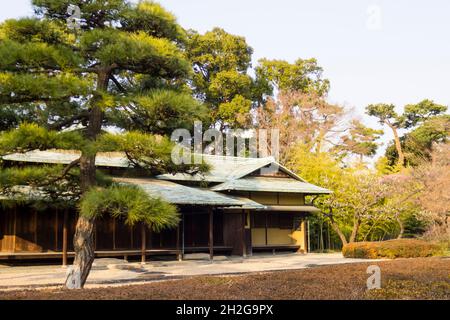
[79,185,179,232]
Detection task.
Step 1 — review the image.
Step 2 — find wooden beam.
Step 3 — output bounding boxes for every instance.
[209,208,214,261]
[141,223,146,264]
[62,209,68,266]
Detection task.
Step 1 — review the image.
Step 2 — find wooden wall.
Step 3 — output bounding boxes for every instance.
[0,206,78,253]
[1,205,226,253]
[224,191,309,252]
[0,208,15,252]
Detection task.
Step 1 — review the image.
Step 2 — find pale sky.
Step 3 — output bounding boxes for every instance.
[1,0,450,157]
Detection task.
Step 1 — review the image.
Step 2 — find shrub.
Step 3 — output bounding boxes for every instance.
[342,239,444,259]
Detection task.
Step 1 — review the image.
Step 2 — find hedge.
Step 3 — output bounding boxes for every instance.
[342,239,444,259]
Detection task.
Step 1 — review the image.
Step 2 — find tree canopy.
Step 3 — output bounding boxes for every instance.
[186,27,257,128]
[0,0,208,288]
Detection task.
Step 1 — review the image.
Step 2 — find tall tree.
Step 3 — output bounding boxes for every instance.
[384,114,450,167]
[0,0,207,288]
[186,28,259,128]
[367,100,447,168]
[257,91,345,162]
[366,103,405,167]
[255,58,330,96]
[402,99,447,129]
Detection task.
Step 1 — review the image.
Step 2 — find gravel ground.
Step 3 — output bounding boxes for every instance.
[0,253,378,290]
[1,257,449,300]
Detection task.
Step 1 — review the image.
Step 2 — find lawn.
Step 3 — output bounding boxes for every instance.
[1,257,449,300]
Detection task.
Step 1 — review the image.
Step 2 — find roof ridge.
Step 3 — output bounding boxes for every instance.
[195,153,275,162]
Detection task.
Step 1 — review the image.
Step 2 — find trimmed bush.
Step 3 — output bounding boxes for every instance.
[342,239,444,259]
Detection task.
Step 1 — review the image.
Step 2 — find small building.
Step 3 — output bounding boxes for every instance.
[0,150,331,263]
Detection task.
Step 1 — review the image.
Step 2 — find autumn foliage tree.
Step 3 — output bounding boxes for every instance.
[0,0,207,288]
[257,91,345,162]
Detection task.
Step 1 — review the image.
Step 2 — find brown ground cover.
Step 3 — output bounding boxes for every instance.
[1,257,449,300]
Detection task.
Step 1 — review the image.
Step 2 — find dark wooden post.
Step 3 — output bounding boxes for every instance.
[306,220,310,253]
[264,212,268,246]
[181,212,185,260]
[242,211,247,257]
[112,217,116,250]
[176,223,181,261]
[33,209,38,246]
[12,207,17,253]
[209,208,214,261]
[54,209,58,251]
[141,223,146,264]
[62,209,68,267]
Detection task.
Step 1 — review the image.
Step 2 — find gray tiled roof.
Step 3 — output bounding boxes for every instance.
[2,150,130,168]
[157,154,277,183]
[2,150,332,196]
[211,177,332,194]
[113,177,252,206]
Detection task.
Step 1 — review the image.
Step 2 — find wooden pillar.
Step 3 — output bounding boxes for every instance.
[242,211,247,257]
[62,209,68,266]
[112,217,116,250]
[141,223,146,264]
[176,222,181,261]
[148,228,153,254]
[181,212,185,259]
[130,225,134,249]
[306,220,310,253]
[264,212,268,246]
[54,209,58,251]
[34,209,38,246]
[12,207,17,253]
[209,208,214,261]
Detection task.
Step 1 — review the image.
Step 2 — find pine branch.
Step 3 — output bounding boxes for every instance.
[47,113,89,130]
[46,158,81,185]
[110,75,127,93]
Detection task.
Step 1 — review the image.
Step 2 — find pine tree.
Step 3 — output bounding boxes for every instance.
[0,0,207,288]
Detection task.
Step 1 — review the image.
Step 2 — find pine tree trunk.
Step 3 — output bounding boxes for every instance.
[65,151,99,289]
[71,215,95,285]
[386,121,405,167]
[66,70,109,289]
